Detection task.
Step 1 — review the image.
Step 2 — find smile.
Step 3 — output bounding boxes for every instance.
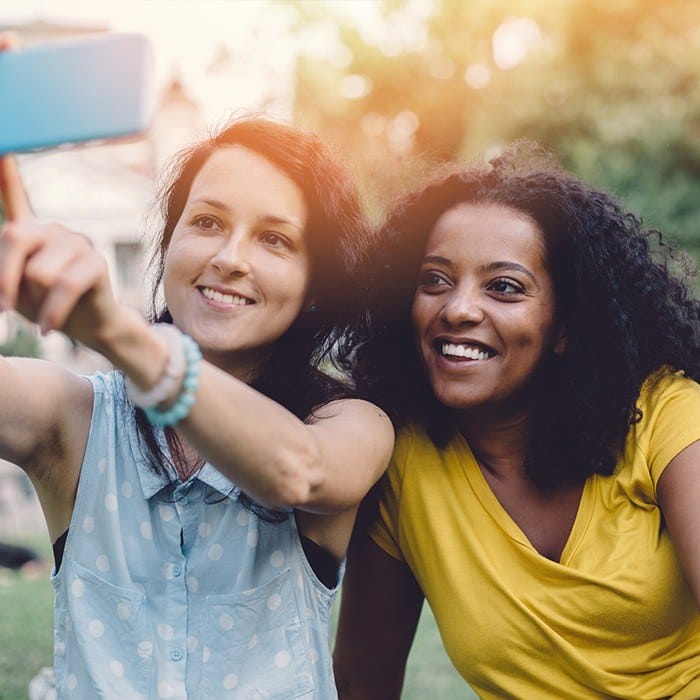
[439,342,494,361]
[200,287,253,306]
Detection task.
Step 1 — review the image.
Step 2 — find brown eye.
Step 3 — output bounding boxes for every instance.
[260,231,292,250]
[418,271,449,288]
[193,215,220,231]
[489,278,523,295]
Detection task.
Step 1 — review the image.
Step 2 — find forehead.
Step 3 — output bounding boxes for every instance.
[426,202,547,270]
[187,145,307,225]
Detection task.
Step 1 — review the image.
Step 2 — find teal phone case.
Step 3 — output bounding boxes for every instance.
[0,33,155,154]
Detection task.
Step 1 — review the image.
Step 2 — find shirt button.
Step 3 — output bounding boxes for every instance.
[170,648,183,662]
[179,496,189,506]
[172,565,182,577]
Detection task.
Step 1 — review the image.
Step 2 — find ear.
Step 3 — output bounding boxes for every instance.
[553,325,567,356]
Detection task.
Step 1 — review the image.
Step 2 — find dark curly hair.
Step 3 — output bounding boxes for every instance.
[134,116,372,516]
[354,143,700,490]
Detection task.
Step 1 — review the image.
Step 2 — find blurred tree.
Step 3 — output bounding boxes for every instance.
[466,0,700,260]
[289,0,700,270]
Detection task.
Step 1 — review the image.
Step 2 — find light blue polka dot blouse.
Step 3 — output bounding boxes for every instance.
[51,372,343,699]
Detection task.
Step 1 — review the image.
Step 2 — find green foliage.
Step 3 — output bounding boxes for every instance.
[462,0,700,254]
[289,0,700,272]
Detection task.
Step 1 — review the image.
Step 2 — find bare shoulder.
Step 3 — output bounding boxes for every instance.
[308,398,394,458]
[296,397,394,518]
[309,397,394,431]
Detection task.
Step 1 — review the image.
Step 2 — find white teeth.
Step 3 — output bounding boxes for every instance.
[441,343,491,360]
[201,287,249,306]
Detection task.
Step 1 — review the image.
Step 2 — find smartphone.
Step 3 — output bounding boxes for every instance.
[0,33,155,154]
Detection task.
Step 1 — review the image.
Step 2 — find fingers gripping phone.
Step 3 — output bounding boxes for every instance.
[0,33,155,154]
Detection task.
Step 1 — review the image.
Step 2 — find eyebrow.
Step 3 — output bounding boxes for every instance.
[422,255,538,284]
[483,261,537,284]
[191,198,304,230]
[423,255,453,267]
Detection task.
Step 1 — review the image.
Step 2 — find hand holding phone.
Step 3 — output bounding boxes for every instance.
[0,156,32,221]
[0,34,32,220]
[0,33,155,154]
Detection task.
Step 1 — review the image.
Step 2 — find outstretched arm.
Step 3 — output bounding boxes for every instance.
[658,439,700,607]
[0,25,391,540]
[0,216,392,551]
[0,213,393,526]
[0,39,32,226]
[0,107,91,539]
[334,535,424,699]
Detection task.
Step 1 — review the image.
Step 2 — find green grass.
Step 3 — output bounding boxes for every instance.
[0,576,54,700]
[403,605,478,699]
[0,535,54,700]
[0,537,476,700]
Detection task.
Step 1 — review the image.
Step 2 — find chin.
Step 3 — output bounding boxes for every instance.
[432,387,479,411]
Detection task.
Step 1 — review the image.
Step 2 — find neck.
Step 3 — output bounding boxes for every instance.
[202,347,271,385]
[459,408,533,479]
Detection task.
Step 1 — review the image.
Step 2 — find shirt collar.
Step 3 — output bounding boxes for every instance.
[135,455,240,501]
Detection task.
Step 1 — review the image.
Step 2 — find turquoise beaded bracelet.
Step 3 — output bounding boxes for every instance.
[143,331,202,427]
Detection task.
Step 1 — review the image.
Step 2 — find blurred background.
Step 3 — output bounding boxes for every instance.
[0,1,699,698]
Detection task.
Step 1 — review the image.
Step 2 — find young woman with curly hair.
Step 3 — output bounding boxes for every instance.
[334,144,700,699]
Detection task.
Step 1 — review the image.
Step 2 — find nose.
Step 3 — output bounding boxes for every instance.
[439,283,485,326]
[210,231,252,276]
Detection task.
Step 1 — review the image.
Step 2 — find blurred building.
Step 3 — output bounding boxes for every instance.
[1,20,205,313]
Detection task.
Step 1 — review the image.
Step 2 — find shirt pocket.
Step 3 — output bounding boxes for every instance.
[55,560,153,698]
[202,568,314,700]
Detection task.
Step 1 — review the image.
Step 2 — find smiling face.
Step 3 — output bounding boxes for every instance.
[162,145,311,378]
[411,202,565,419]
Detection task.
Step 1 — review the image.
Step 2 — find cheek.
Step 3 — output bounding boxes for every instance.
[509,317,557,364]
[162,239,187,277]
[280,258,313,306]
[161,252,180,295]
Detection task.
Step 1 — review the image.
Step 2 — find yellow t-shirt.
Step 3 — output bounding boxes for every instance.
[372,373,700,699]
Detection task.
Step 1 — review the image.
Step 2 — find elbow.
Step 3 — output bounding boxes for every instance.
[266,438,324,508]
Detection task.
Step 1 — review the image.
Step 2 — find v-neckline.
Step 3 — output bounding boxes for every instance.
[454,433,596,565]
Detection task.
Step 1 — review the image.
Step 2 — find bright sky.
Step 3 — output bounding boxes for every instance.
[1,0,392,122]
[0,0,394,121]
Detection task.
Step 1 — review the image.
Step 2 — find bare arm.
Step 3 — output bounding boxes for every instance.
[0,145,91,540]
[0,38,32,224]
[0,357,92,541]
[180,365,394,512]
[0,215,393,543]
[657,439,700,607]
[334,535,424,699]
[86,308,394,520]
